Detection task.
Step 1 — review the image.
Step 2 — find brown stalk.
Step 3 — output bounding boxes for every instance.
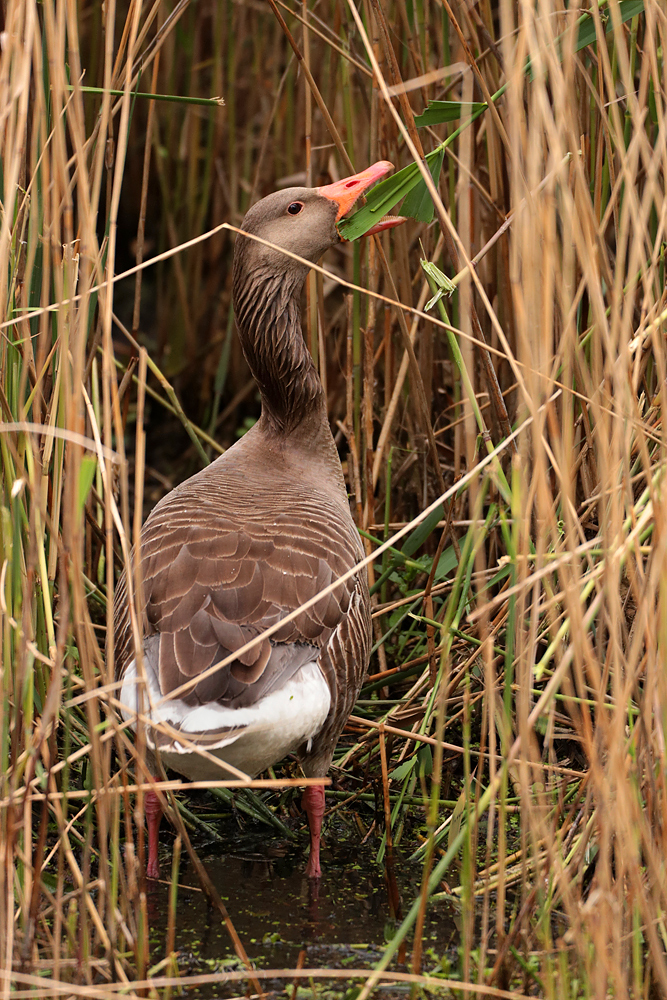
[368,0,425,159]
[378,727,403,936]
[266,0,356,174]
[439,0,513,161]
[270,0,447,496]
[131,54,160,337]
[349,0,531,430]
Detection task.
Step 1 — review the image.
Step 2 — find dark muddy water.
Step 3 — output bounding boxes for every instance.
[147,808,460,998]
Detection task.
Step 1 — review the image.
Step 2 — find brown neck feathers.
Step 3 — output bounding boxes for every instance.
[233,262,324,435]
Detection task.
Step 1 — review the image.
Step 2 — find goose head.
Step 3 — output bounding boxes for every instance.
[231,161,404,433]
[233,160,402,284]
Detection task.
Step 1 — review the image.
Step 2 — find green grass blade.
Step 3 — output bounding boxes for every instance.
[575,0,644,52]
[400,146,445,224]
[338,146,445,239]
[414,100,487,128]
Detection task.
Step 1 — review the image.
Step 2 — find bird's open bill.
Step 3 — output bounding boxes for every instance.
[317,160,407,239]
[363,215,406,236]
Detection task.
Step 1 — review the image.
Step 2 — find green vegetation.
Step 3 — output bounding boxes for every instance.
[1,0,665,996]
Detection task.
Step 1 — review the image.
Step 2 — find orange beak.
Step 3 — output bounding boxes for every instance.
[317,161,407,238]
[317,160,395,220]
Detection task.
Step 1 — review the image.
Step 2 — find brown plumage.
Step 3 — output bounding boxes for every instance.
[113,161,403,878]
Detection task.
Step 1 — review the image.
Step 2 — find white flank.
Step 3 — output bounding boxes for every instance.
[119,650,331,781]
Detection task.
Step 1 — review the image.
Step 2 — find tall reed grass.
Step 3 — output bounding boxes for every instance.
[1,0,666,995]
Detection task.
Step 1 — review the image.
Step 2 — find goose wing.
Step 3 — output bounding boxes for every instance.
[114,486,365,712]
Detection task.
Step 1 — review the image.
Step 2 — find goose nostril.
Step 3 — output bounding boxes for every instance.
[345,180,358,188]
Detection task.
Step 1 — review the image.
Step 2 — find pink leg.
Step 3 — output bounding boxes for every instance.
[144,789,162,879]
[302,784,325,879]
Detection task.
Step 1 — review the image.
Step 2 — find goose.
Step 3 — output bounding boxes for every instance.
[113,160,403,879]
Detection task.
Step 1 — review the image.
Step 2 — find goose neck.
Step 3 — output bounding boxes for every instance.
[233,266,324,435]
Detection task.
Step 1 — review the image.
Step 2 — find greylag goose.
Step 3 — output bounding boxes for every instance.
[113,161,403,879]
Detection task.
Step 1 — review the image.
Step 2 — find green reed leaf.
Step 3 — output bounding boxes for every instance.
[67,85,225,107]
[340,146,446,240]
[421,257,456,311]
[76,456,97,517]
[400,146,445,224]
[414,100,487,128]
[575,0,644,51]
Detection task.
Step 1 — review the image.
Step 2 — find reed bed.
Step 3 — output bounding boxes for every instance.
[1,0,666,996]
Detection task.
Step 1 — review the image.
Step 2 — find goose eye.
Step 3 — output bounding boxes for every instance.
[287,202,304,216]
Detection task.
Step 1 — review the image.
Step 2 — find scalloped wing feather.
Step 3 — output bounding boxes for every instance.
[113,471,367,717]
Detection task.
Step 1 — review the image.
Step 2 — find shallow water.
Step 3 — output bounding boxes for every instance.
[147,808,459,997]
